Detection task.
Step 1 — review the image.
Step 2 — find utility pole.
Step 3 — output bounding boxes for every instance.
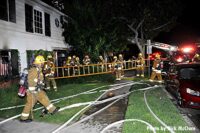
[146,40,152,78]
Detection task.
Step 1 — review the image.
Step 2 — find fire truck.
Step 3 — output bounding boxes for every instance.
[164,43,200,108]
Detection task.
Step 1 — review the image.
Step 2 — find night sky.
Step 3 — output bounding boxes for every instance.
[154,1,200,45]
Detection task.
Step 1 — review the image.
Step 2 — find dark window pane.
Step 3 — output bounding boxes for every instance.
[25,4,33,32]
[45,12,51,37]
[8,0,16,23]
[0,0,8,21]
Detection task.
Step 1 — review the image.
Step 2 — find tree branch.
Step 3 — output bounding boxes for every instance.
[150,21,172,31]
[127,24,137,35]
[136,18,145,30]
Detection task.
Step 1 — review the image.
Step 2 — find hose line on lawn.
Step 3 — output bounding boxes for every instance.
[144,88,175,133]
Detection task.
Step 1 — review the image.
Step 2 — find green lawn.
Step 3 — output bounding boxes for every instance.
[0,82,110,124]
[123,83,193,133]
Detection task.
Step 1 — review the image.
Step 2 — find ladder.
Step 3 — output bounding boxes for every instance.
[53,60,149,79]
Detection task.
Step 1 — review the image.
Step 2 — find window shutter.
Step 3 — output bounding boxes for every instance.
[25,4,33,33]
[9,0,16,23]
[45,12,51,37]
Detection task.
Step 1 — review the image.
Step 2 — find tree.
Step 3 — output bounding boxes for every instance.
[106,0,183,55]
[62,0,183,58]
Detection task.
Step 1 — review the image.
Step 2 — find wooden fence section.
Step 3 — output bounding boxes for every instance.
[52,60,149,79]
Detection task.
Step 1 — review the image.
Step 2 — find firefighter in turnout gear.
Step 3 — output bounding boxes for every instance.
[20,55,59,122]
[70,55,76,66]
[83,55,91,74]
[43,55,57,91]
[66,56,72,66]
[73,56,81,75]
[113,56,122,80]
[136,53,145,77]
[118,54,125,77]
[150,53,163,83]
[83,55,91,65]
[65,56,72,76]
[98,55,105,71]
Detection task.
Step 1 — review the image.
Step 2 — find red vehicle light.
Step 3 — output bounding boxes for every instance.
[181,47,194,53]
[176,57,183,62]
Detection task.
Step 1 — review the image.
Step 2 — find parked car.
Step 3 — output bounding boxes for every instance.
[165,63,200,108]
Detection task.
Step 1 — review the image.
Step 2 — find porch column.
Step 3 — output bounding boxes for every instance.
[19,50,27,73]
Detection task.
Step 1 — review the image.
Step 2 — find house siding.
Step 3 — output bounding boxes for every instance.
[0,0,68,72]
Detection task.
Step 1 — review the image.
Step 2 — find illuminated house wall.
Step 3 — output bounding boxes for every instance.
[0,0,68,72]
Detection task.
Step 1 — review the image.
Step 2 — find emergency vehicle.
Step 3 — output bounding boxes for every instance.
[165,44,200,108]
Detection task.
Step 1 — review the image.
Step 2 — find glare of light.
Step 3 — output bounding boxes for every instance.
[181,47,194,53]
[176,57,183,62]
[170,46,177,51]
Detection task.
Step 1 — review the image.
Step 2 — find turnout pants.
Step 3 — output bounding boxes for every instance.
[45,76,57,91]
[115,68,122,80]
[150,70,162,81]
[136,66,144,77]
[20,90,56,120]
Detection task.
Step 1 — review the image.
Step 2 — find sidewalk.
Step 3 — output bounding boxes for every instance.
[0,118,59,133]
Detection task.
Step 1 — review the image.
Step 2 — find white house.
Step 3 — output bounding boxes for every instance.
[0,0,68,76]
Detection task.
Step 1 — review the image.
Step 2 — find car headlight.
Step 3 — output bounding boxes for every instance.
[186,88,200,96]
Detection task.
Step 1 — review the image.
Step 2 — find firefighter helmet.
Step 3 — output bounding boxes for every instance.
[99,55,103,59]
[138,53,142,57]
[113,56,117,59]
[34,55,45,64]
[76,57,79,61]
[155,53,161,59]
[68,56,72,60]
[47,54,53,59]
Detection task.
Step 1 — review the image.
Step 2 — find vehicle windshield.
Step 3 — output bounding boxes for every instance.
[180,67,200,79]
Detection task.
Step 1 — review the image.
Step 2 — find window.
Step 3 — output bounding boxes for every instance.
[25,4,51,36]
[34,9,43,34]
[45,13,51,36]
[180,67,200,79]
[0,0,16,22]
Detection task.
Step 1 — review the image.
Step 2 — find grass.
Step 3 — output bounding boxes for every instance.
[0,82,110,124]
[123,83,193,133]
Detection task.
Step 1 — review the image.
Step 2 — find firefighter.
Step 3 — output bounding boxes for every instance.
[118,54,125,77]
[149,53,163,83]
[66,56,72,66]
[83,55,91,65]
[43,54,57,91]
[65,56,72,76]
[71,55,76,66]
[75,56,80,66]
[20,55,59,122]
[136,53,145,77]
[83,55,91,74]
[98,55,105,71]
[192,53,200,62]
[73,56,81,75]
[112,56,122,80]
